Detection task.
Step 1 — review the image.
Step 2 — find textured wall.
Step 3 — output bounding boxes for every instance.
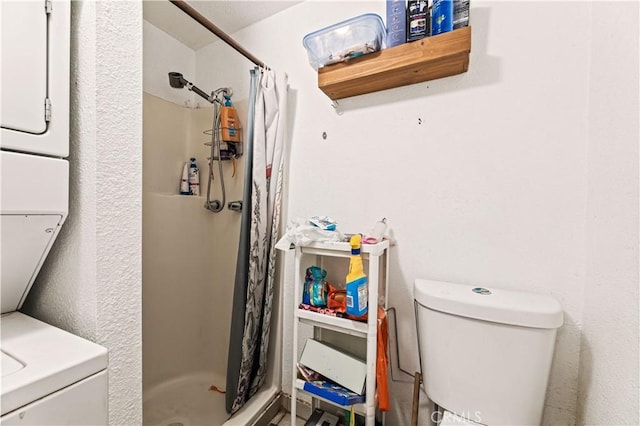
[25,1,143,424]
[95,2,143,424]
[578,2,640,424]
[23,0,98,341]
[215,1,638,424]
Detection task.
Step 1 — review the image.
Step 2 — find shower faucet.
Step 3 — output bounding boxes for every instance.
[228,201,243,212]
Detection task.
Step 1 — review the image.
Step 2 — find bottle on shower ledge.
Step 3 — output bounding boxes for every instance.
[180,162,190,195]
[188,158,200,196]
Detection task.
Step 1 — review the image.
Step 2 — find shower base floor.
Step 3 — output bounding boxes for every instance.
[144,371,228,426]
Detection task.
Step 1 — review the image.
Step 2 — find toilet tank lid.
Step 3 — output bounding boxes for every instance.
[414,279,564,329]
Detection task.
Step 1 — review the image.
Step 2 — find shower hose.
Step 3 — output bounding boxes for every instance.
[204,101,226,213]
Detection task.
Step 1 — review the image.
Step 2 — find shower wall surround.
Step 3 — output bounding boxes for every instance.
[143,92,246,389]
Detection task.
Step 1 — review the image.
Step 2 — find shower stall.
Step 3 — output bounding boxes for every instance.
[142,3,285,425]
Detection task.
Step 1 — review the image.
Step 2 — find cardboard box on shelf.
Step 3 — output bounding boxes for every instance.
[299,338,367,395]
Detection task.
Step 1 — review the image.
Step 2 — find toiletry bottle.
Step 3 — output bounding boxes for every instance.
[180,162,190,195]
[432,0,454,35]
[188,158,199,196]
[220,95,241,143]
[372,218,387,242]
[345,234,368,317]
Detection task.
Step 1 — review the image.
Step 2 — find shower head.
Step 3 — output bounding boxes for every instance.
[168,71,214,103]
[168,72,186,88]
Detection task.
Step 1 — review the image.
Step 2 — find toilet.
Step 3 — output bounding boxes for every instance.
[414,279,563,426]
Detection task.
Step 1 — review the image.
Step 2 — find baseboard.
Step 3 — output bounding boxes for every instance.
[281,393,313,421]
[253,392,285,426]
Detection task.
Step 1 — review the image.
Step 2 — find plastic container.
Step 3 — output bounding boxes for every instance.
[302,13,386,70]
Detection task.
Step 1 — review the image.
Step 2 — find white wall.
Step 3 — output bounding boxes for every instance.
[143,20,196,107]
[578,2,640,424]
[212,1,638,424]
[23,2,143,424]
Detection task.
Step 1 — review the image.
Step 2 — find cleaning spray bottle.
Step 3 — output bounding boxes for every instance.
[188,157,199,196]
[180,162,190,195]
[345,234,368,317]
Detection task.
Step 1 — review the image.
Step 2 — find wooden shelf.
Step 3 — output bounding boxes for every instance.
[318,26,471,100]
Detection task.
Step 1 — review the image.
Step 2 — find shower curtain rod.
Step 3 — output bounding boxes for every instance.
[169,0,269,69]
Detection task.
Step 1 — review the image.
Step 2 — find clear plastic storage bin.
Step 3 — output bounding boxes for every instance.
[302,13,386,70]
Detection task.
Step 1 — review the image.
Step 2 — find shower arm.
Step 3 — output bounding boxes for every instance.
[170,72,232,105]
[186,83,232,105]
[185,81,215,104]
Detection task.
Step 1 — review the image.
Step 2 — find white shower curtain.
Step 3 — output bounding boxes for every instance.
[227,68,288,415]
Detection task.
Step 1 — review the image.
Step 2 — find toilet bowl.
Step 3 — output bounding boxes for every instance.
[438,409,481,426]
[414,279,563,425]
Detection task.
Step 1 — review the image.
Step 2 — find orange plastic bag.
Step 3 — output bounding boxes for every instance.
[327,283,347,313]
[377,306,390,411]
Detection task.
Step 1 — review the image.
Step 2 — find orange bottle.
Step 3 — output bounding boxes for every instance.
[220,95,241,143]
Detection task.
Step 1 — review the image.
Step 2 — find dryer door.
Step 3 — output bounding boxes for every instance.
[0,151,69,314]
[0,215,63,313]
[0,0,70,157]
[0,1,48,134]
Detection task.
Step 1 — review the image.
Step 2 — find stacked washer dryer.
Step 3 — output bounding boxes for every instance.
[1,1,108,423]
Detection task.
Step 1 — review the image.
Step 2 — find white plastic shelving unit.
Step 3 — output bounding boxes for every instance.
[291,240,389,425]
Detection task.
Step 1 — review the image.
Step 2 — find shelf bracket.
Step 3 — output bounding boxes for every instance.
[330,100,343,116]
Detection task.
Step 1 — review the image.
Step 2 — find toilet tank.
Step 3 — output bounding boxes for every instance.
[414,279,563,426]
